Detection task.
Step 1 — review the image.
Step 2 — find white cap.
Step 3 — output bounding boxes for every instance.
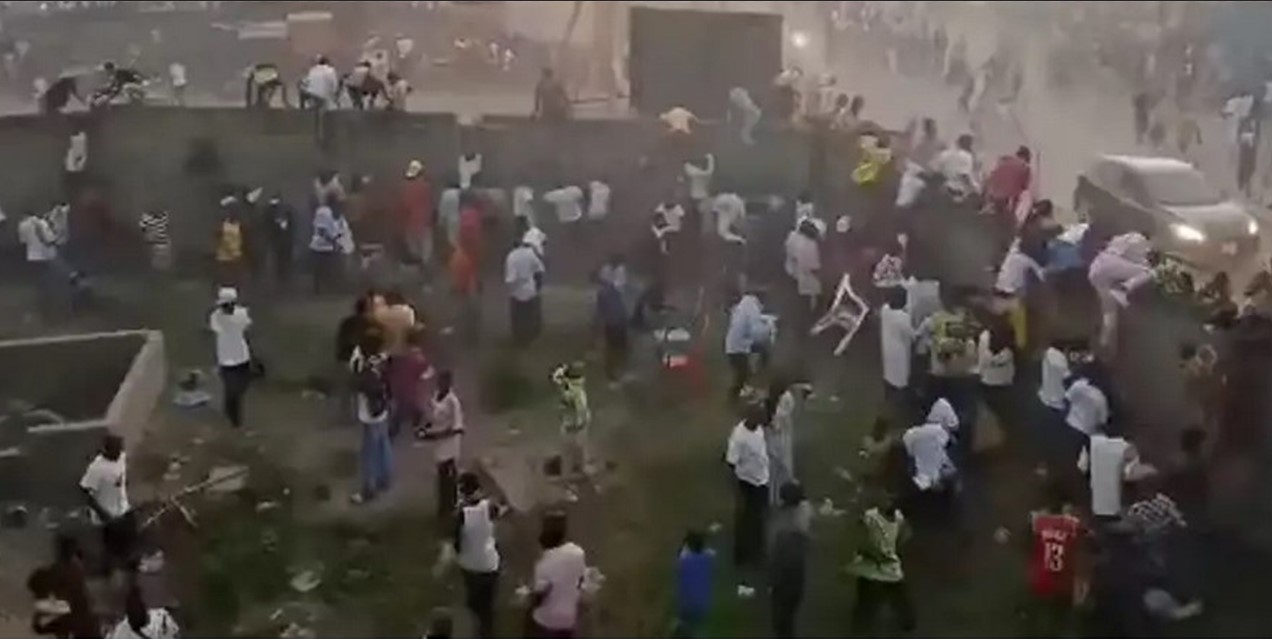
[216,287,238,305]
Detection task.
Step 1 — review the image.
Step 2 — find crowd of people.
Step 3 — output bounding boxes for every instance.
[14,4,1272,638]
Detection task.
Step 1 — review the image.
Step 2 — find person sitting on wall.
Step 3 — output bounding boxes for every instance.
[344,60,387,110]
[533,67,570,122]
[245,62,287,108]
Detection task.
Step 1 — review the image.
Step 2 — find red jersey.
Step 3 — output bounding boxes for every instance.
[1029,513,1081,598]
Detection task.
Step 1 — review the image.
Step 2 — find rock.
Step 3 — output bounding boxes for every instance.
[1,504,28,529]
[139,551,165,574]
[279,622,315,639]
[816,498,846,518]
[289,569,322,594]
[207,465,249,494]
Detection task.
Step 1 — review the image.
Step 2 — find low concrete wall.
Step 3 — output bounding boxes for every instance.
[0,107,812,254]
[0,330,165,508]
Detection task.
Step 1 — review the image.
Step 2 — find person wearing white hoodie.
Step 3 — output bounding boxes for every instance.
[1088,232,1155,354]
[902,398,959,522]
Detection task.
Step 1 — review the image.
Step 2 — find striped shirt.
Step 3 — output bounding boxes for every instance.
[139,210,171,246]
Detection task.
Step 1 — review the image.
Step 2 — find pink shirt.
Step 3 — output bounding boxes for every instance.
[387,350,430,410]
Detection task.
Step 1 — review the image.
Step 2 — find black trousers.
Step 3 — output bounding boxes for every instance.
[219,362,252,427]
[772,585,804,638]
[851,577,915,633]
[734,479,768,568]
[602,324,629,380]
[728,353,750,398]
[510,297,542,346]
[437,459,458,522]
[463,569,499,638]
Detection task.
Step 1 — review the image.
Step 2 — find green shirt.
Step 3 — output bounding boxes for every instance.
[849,508,905,582]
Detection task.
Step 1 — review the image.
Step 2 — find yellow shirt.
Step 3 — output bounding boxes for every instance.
[216,220,243,262]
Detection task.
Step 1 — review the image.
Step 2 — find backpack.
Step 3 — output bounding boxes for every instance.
[354,355,388,417]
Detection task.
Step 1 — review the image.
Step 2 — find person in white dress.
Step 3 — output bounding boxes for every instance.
[765,381,812,505]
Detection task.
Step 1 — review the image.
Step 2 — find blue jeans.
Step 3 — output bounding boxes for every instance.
[360,418,392,498]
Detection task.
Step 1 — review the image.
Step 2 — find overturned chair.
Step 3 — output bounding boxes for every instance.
[811,273,870,355]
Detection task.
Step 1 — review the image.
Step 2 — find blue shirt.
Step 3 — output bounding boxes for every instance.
[724,294,769,355]
[676,549,714,617]
[595,281,626,328]
[309,205,340,253]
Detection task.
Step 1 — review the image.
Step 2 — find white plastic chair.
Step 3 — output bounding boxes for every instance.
[810,273,869,355]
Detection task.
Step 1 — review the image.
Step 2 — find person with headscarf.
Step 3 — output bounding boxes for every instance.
[784,218,823,317]
[1088,232,1155,354]
[765,380,812,506]
[725,289,774,398]
[902,397,959,523]
[728,87,762,145]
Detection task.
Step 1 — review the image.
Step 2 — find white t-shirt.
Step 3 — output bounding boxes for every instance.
[1065,378,1109,435]
[458,153,483,190]
[713,193,746,243]
[505,245,545,301]
[513,186,536,224]
[977,330,1015,387]
[903,422,952,490]
[429,391,464,463]
[209,306,252,367]
[725,422,770,487]
[995,248,1042,296]
[532,542,587,631]
[65,132,87,174]
[17,216,56,262]
[457,499,500,573]
[544,186,584,224]
[80,453,130,519]
[107,608,178,639]
[784,231,822,296]
[655,202,685,233]
[587,181,611,220]
[168,62,187,87]
[1078,434,1132,517]
[303,63,340,105]
[684,155,715,200]
[880,305,914,389]
[661,106,696,133]
[935,147,978,194]
[1038,347,1069,410]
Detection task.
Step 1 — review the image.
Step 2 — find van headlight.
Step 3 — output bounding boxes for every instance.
[1172,223,1206,243]
[1249,219,1260,236]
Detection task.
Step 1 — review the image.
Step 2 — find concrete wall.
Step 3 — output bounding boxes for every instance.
[0,107,811,252]
[0,330,165,509]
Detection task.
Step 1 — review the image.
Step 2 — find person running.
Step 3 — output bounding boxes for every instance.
[422,371,463,521]
[527,511,587,638]
[454,472,502,639]
[26,534,97,639]
[209,287,253,428]
[1024,485,1083,636]
[673,530,714,638]
[848,501,916,634]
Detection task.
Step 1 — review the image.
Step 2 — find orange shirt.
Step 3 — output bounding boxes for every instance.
[450,245,478,297]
